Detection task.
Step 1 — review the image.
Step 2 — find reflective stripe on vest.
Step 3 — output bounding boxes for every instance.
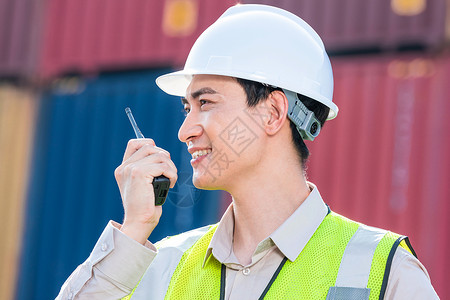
[326,225,387,300]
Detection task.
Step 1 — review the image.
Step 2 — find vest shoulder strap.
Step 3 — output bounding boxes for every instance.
[336,224,387,288]
[326,224,386,300]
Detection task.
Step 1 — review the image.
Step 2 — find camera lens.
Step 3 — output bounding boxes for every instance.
[310,122,319,136]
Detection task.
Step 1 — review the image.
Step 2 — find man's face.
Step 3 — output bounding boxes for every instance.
[178,75,265,191]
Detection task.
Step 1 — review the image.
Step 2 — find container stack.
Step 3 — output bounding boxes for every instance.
[1,0,235,299]
[0,0,448,299]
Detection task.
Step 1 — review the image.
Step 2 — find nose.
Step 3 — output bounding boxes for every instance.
[178,111,203,143]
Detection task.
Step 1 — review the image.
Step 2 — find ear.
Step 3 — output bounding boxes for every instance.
[260,90,289,136]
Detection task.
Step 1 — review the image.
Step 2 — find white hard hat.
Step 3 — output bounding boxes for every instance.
[156,4,338,120]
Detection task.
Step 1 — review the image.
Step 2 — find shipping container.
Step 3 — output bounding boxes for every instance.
[38,0,237,79]
[242,0,447,54]
[0,84,36,300]
[0,0,238,79]
[0,0,43,78]
[16,69,223,299]
[2,0,448,79]
[305,53,450,298]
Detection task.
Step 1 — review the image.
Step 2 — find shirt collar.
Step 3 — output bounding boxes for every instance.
[203,203,235,268]
[269,182,328,261]
[203,182,328,266]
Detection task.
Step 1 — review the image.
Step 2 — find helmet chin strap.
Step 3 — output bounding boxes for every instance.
[283,89,321,141]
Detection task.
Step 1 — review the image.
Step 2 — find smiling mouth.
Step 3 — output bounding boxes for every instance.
[191,149,212,159]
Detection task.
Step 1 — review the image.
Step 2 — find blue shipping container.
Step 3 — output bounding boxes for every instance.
[16,69,222,299]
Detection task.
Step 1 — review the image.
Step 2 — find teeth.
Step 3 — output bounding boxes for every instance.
[192,149,212,159]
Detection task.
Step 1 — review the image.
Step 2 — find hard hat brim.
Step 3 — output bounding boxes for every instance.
[156,70,338,120]
[156,71,193,97]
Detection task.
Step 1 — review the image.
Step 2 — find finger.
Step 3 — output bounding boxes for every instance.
[117,154,178,188]
[133,155,178,188]
[122,138,155,162]
[123,140,171,164]
[124,146,171,167]
[146,162,178,189]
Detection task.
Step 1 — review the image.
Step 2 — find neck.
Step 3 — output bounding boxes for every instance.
[229,155,310,265]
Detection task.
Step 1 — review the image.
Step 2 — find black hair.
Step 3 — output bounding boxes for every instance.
[235,78,330,168]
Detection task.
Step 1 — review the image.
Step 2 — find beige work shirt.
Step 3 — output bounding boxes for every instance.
[57,183,439,299]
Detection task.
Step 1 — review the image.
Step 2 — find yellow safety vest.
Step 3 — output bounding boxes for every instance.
[124,212,415,300]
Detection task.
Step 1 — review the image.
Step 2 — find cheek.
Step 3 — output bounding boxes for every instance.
[201,111,228,140]
[191,120,264,188]
[212,114,262,162]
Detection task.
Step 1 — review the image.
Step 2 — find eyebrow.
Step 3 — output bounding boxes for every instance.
[181,87,218,104]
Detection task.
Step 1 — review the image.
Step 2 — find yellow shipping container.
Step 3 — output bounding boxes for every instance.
[0,84,36,300]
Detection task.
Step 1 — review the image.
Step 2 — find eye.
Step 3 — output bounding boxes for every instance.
[183,105,191,116]
[199,99,208,106]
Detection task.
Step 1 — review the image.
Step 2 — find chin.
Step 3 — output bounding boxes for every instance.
[191,168,225,191]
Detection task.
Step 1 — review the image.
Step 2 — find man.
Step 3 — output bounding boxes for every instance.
[57,4,438,299]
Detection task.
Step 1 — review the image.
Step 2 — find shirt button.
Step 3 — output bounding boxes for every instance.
[242,268,251,276]
[67,292,73,299]
[101,243,108,252]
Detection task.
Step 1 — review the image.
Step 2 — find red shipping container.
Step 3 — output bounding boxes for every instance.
[2,0,448,79]
[242,0,447,53]
[38,0,237,79]
[0,0,43,78]
[306,53,450,298]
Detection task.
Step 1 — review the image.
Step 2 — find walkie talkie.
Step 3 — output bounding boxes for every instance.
[125,107,170,206]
